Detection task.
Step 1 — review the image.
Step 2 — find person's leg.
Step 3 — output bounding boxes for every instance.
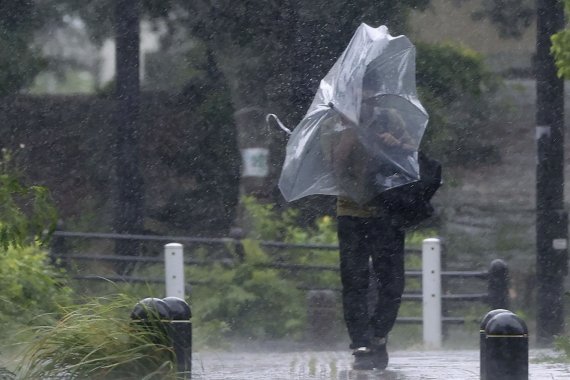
[368,218,405,369]
[337,216,372,349]
[369,219,405,339]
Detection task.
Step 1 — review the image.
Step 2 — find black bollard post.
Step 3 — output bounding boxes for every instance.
[131,297,192,379]
[488,259,510,310]
[49,221,68,269]
[163,297,192,379]
[485,312,528,380]
[229,227,245,262]
[131,297,172,342]
[131,297,172,322]
[479,309,512,380]
[306,290,337,346]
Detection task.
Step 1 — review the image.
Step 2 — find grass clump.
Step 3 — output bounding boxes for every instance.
[15,294,178,380]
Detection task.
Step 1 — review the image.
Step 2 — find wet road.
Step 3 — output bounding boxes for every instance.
[192,349,570,380]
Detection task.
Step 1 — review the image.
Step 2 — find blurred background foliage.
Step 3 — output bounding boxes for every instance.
[0,2,46,97]
[0,1,539,281]
[0,0,508,239]
[416,42,500,165]
[0,148,57,250]
[1,0,500,158]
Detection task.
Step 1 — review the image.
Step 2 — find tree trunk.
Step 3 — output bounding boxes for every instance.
[113,0,144,270]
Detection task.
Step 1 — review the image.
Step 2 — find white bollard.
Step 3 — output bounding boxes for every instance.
[422,238,442,349]
[164,243,185,299]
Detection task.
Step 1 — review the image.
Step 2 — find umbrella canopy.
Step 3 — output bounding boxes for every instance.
[278,24,428,205]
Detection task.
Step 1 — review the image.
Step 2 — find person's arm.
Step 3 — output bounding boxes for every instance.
[332,126,375,198]
[377,132,415,152]
[331,128,357,179]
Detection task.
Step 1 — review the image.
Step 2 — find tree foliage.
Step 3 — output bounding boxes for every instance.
[0,244,72,342]
[45,1,429,117]
[0,0,173,96]
[0,148,63,344]
[174,0,430,120]
[0,1,47,96]
[151,71,241,236]
[168,0,499,167]
[0,148,57,250]
[416,42,500,165]
[471,0,535,39]
[551,0,570,79]
[0,1,508,237]
[36,0,172,46]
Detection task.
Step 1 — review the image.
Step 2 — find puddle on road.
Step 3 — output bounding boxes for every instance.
[338,369,407,380]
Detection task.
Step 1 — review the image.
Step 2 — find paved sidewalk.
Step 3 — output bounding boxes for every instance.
[192,349,570,380]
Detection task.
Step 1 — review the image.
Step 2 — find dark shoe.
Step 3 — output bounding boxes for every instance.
[352,347,375,370]
[371,337,389,370]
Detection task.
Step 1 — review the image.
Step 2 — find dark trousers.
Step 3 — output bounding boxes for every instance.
[337,215,405,349]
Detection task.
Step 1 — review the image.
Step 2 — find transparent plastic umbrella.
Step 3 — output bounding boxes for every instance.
[278,23,428,205]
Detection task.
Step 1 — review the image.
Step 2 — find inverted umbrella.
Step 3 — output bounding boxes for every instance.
[278,24,428,205]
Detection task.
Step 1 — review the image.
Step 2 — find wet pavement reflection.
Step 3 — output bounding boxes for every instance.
[191,349,570,379]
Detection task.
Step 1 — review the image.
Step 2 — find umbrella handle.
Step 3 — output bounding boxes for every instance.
[266,113,292,135]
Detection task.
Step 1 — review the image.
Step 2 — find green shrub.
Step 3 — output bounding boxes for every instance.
[186,197,439,347]
[555,335,570,362]
[241,197,341,288]
[0,244,72,341]
[0,147,65,361]
[0,148,57,249]
[189,241,305,347]
[179,198,336,347]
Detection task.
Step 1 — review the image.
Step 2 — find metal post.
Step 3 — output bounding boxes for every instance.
[229,227,245,262]
[49,221,68,269]
[165,243,185,299]
[485,312,529,380]
[131,297,192,379]
[487,259,510,310]
[480,309,512,380]
[130,297,171,344]
[163,297,192,379]
[422,238,442,348]
[536,0,567,345]
[306,290,337,346]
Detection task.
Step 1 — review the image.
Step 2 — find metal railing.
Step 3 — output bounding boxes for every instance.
[49,230,510,347]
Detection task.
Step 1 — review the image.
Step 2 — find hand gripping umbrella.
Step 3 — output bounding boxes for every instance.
[278,24,428,205]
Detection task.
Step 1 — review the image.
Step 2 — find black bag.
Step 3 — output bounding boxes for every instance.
[379,152,442,229]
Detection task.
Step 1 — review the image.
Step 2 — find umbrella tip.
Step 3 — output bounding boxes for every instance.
[266,113,292,135]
